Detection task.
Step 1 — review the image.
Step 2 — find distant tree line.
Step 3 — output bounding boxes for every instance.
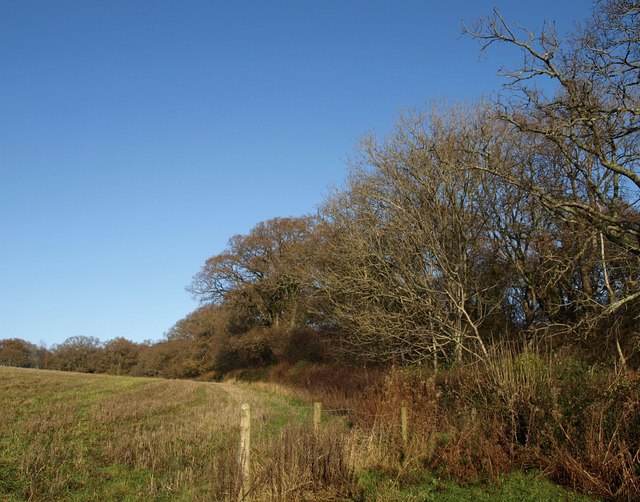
[2,0,638,376]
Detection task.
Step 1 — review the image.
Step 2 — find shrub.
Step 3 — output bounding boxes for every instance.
[267,352,640,500]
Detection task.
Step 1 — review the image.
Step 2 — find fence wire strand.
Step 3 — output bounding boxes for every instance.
[322,407,401,419]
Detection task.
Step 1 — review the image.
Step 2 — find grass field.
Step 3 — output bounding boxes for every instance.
[0,367,598,501]
[0,367,313,501]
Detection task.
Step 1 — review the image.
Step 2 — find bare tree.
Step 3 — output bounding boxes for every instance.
[320,105,513,365]
[464,0,640,284]
[464,1,640,362]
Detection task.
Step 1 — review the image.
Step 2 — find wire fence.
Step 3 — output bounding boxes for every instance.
[236,401,412,500]
[322,407,400,419]
[315,401,410,443]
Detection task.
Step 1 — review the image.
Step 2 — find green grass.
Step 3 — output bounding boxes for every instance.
[356,469,598,501]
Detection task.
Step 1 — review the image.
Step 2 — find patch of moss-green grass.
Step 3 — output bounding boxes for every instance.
[356,469,600,501]
[233,384,312,435]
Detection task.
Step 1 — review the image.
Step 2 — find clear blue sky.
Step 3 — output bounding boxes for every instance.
[1,0,590,347]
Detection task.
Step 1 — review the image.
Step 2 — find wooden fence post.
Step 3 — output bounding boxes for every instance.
[313,402,322,432]
[238,403,251,501]
[400,406,408,445]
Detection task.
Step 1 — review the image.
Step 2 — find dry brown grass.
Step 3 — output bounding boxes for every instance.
[0,366,360,501]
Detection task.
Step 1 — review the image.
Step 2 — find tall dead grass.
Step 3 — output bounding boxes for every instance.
[268,349,640,501]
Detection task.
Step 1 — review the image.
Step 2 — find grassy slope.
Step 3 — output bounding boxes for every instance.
[0,367,303,501]
[0,367,598,501]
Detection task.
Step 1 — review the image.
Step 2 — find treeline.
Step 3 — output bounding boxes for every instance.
[2,0,639,377]
[0,332,225,379]
[175,0,639,373]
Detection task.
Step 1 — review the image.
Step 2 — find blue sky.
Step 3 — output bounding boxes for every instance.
[1,1,590,347]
